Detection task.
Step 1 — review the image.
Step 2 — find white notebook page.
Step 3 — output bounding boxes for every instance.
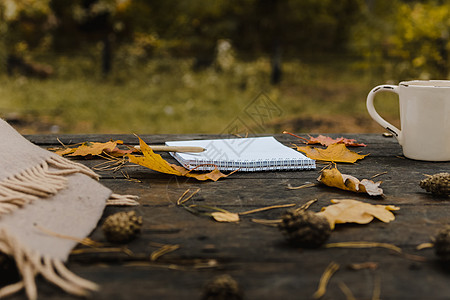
[165,136,315,171]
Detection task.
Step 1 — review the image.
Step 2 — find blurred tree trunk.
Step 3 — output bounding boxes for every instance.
[78,0,114,77]
[0,4,7,73]
[102,34,113,77]
[269,0,283,85]
[271,39,282,85]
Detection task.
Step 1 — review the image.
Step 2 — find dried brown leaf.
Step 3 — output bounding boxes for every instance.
[283,131,367,147]
[211,211,240,222]
[317,199,399,229]
[318,167,383,196]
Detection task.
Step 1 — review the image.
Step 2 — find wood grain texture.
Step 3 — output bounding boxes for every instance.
[5,134,449,300]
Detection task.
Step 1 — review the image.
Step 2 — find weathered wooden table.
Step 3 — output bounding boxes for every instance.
[8,134,450,299]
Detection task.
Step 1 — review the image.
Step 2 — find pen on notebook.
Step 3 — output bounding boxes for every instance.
[134,145,206,153]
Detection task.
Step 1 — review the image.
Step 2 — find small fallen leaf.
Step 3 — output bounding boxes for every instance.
[318,167,383,196]
[186,167,237,181]
[187,204,241,223]
[296,144,368,163]
[283,131,367,147]
[127,136,233,181]
[307,135,367,147]
[316,199,399,229]
[211,211,240,223]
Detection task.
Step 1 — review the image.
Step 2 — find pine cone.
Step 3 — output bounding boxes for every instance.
[420,173,449,196]
[278,209,331,248]
[102,211,143,243]
[202,274,243,300]
[434,226,450,261]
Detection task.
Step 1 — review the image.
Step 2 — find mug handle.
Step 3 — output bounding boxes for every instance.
[366,85,402,144]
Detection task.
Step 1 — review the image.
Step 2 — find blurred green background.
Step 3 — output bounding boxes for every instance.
[1,0,449,134]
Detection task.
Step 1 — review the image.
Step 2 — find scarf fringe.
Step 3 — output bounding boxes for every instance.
[46,155,100,180]
[106,193,140,206]
[0,228,99,300]
[0,156,100,216]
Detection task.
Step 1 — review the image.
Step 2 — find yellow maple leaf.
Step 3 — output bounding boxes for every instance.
[127,137,185,175]
[318,167,383,196]
[127,136,233,181]
[316,199,399,229]
[296,143,368,163]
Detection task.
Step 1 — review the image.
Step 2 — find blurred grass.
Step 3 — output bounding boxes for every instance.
[0,55,400,134]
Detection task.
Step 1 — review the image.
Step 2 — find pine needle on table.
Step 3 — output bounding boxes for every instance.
[313,261,340,299]
[287,183,317,190]
[177,188,201,206]
[238,203,296,215]
[325,241,402,254]
[150,244,180,261]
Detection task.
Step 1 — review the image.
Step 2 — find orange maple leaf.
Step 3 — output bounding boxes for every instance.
[296,143,368,163]
[127,136,234,181]
[283,131,366,147]
[69,141,119,156]
[308,135,366,147]
[52,140,138,157]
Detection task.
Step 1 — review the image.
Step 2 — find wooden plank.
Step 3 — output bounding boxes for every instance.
[26,133,397,146]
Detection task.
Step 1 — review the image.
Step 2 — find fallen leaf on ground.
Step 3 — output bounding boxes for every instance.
[296,143,368,163]
[211,211,240,222]
[318,167,383,196]
[283,131,366,147]
[51,140,139,157]
[127,136,233,181]
[69,141,118,156]
[185,203,241,223]
[316,199,399,229]
[308,135,367,147]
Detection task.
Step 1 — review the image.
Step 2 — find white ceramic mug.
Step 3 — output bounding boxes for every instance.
[366,80,450,161]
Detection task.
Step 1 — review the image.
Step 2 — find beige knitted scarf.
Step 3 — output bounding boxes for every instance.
[0,119,138,299]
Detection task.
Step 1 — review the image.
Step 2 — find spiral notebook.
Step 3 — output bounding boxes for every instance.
[165,136,315,171]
